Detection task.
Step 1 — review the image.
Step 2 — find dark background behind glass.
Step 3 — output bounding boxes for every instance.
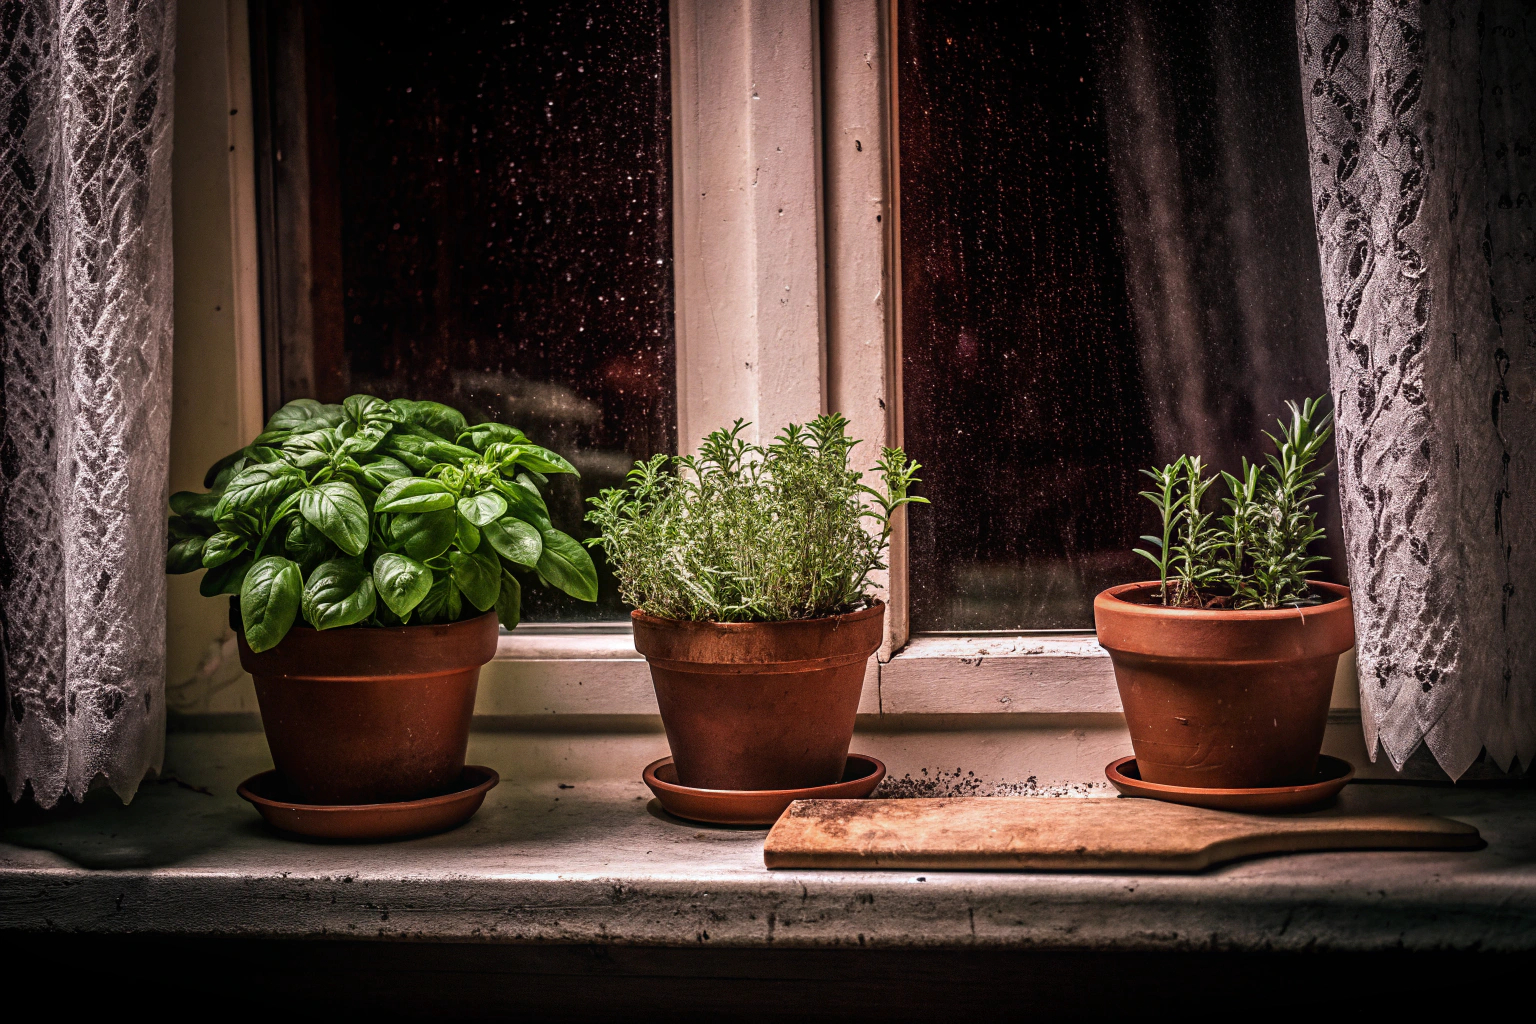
[898,0,1341,631]
[255,0,674,621]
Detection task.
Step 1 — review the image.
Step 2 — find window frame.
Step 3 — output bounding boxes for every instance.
[227,0,1361,724]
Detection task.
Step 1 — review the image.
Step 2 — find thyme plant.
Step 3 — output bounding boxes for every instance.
[585,415,927,622]
[1134,397,1333,609]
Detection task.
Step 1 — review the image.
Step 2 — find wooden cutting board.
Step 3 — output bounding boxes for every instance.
[762,797,1482,871]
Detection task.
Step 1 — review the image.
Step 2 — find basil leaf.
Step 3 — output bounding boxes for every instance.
[168,513,215,540]
[170,491,221,530]
[376,478,455,514]
[483,516,542,567]
[378,432,438,473]
[372,553,433,619]
[284,517,336,574]
[166,536,206,574]
[298,481,370,556]
[214,463,306,524]
[495,570,521,629]
[491,476,551,527]
[240,556,303,653]
[388,399,467,442]
[457,491,508,528]
[535,528,598,602]
[416,573,461,624]
[391,508,457,560]
[455,512,482,553]
[359,455,413,490]
[201,531,249,568]
[486,441,579,477]
[267,398,345,433]
[337,418,393,456]
[203,448,246,490]
[301,558,377,630]
[343,393,401,426]
[199,557,250,598]
[459,422,527,451]
[450,549,501,612]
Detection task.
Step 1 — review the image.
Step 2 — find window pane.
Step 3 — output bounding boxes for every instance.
[898,0,1341,630]
[255,0,674,621]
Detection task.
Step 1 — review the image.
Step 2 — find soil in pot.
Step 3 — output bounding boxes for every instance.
[632,602,885,792]
[1093,582,1354,790]
[237,611,500,804]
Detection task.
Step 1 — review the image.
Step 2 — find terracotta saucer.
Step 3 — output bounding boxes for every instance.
[1105,755,1355,812]
[643,754,886,826]
[238,765,499,841]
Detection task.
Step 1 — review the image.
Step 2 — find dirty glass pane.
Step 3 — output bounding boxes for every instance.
[265,1,673,621]
[898,0,1341,631]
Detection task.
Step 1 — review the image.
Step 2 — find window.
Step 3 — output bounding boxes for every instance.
[250,0,672,621]
[895,0,1341,631]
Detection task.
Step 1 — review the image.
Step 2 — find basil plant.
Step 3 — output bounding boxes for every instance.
[167,395,598,652]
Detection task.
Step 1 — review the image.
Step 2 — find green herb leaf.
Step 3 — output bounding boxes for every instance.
[459,422,526,451]
[416,573,461,624]
[342,394,401,427]
[372,553,433,619]
[267,398,346,433]
[359,455,413,490]
[201,531,249,568]
[455,512,482,553]
[391,508,457,561]
[298,481,370,556]
[214,463,306,525]
[199,557,250,598]
[536,528,598,602]
[450,549,502,611]
[483,516,542,567]
[240,556,303,652]
[301,558,377,630]
[457,491,508,528]
[495,570,521,629]
[166,536,206,574]
[337,419,394,456]
[202,448,247,490]
[376,478,456,514]
[284,517,336,574]
[170,491,221,530]
[388,399,467,442]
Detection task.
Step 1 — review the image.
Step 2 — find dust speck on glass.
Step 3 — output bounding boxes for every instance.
[897,0,1343,631]
[253,0,673,620]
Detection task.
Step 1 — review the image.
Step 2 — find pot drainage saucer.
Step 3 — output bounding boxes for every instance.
[1105,755,1355,813]
[643,754,886,827]
[238,765,499,841]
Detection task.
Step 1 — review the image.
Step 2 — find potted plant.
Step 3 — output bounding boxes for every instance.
[167,395,597,804]
[585,415,926,791]
[1094,397,1355,790]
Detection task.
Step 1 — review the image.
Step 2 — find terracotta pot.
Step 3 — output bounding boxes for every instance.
[632,602,884,791]
[237,612,499,804]
[1093,582,1354,789]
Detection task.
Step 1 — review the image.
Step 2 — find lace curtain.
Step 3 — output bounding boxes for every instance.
[0,0,176,806]
[1297,0,1535,778]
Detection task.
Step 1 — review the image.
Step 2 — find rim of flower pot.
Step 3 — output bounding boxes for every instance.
[237,609,500,677]
[630,599,885,632]
[1094,581,1354,662]
[1096,581,1349,620]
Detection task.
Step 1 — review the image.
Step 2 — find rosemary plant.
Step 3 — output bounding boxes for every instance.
[1133,397,1333,609]
[585,415,927,622]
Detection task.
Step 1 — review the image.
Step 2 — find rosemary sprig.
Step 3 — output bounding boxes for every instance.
[1133,397,1333,609]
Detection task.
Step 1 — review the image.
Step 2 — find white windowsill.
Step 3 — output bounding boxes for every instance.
[482,627,1361,720]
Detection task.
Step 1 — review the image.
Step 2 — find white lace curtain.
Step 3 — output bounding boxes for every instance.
[0,0,176,806]
[1297,0,1535,778]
